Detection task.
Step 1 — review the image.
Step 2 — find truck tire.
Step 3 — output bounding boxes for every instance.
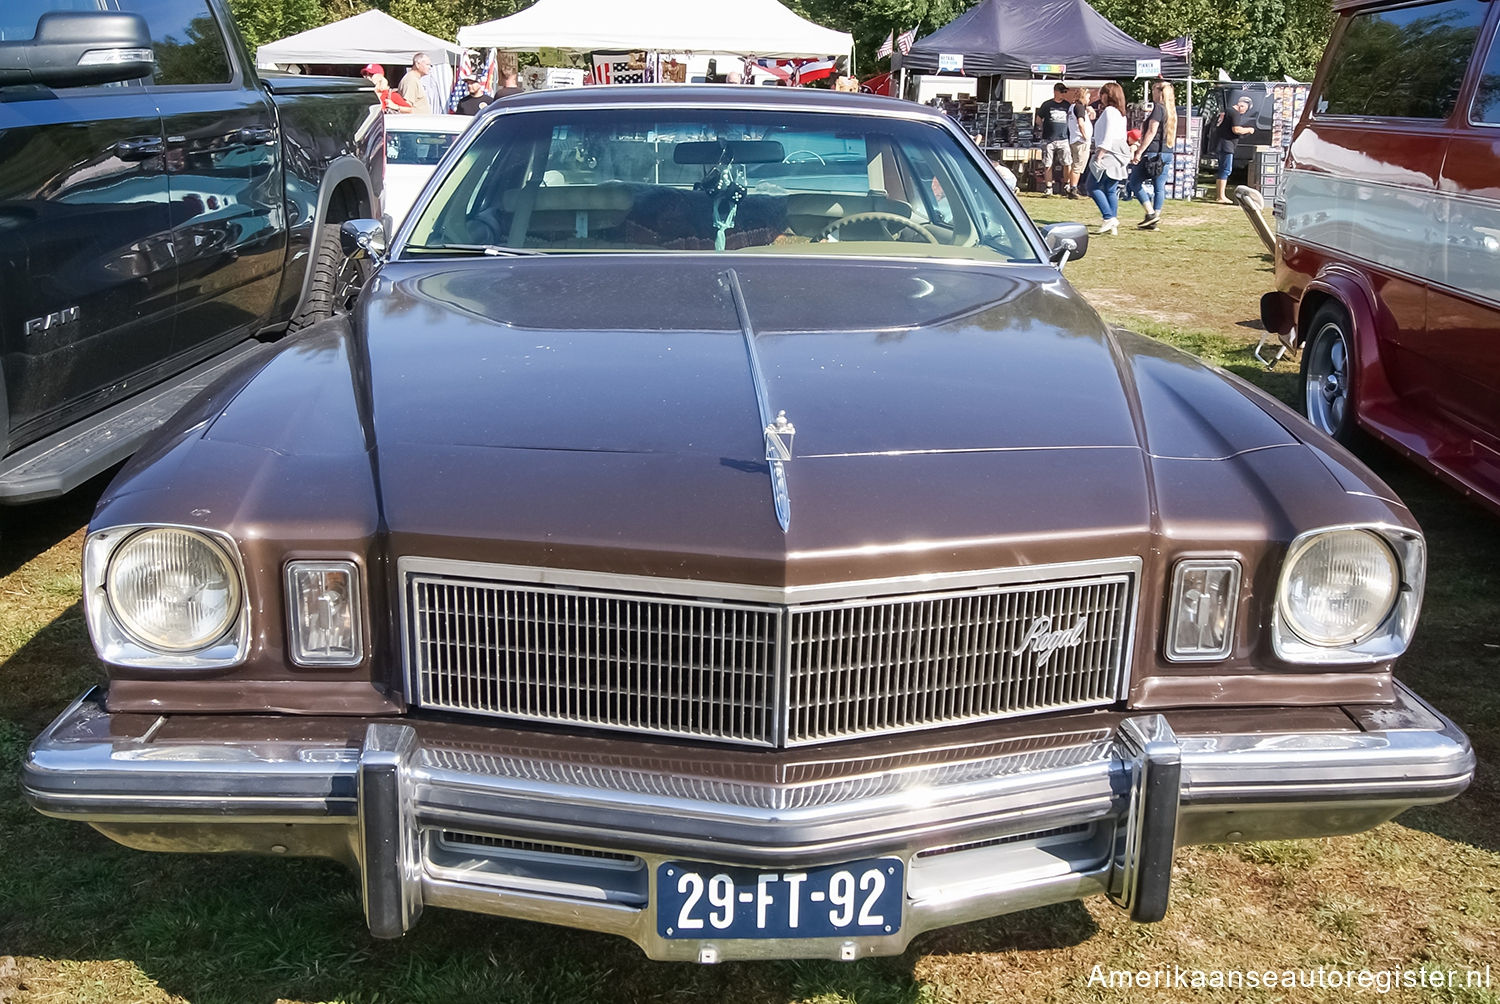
[1299,301,1363,448]
[288,223,346,332]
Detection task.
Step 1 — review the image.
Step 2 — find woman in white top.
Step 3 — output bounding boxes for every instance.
[1085,82,1131,234]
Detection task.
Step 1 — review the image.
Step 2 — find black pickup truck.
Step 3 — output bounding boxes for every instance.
[0,0,382,503]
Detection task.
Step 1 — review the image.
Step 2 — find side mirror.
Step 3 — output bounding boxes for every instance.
[340,219,387,264]
[1040,222,1089,268]
[0,12,154,88]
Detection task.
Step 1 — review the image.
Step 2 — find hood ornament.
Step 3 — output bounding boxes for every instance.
[722,268,795,533]
[765,410,796,462]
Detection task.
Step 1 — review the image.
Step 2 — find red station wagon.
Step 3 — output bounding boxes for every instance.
[1262,0,1500,513]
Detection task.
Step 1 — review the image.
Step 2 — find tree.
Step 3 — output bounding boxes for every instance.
[786,0,971,73]
[227,0,325,52]
[1092,0,1333,81]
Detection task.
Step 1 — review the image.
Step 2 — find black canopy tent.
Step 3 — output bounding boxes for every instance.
[902,0,1188,78]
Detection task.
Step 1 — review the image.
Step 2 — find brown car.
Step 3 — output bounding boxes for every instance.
[25,87,1472,963]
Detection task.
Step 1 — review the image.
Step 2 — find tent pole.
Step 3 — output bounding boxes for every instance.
[898,66,906,100]
[1186,35,1193,127]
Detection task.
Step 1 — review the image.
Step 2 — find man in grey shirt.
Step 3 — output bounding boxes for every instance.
[398,53,434,115]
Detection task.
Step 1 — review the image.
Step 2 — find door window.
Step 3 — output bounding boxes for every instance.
[1473,29,1500,124]
[1318,0,1486,118]
[0,0,107,40]
[119,0,230,86]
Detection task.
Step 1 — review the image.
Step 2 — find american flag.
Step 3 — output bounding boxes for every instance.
[897,27,917,53]
[591,55,644,84]
[479,49,497,93]
[752,58,793,83]
[1160,35,1193,57]
[447,51,473,112]
[876,31,893,59]
[792,57,837,84]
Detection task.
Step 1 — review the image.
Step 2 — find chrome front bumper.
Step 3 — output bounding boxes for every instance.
[24,684,1473,962]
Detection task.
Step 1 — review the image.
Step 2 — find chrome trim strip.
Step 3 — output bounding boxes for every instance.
[25,685,1474,833]
[396,555,1142,606]
[1280,167,1500,310]
[721,267,792,533]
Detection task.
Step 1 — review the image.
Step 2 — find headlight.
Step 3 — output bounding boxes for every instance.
[106,528,241,651]
[1273,525,1424,663]
[84,524,249,668]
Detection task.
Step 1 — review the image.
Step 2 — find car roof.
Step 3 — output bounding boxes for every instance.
[475,84,941,124]
[386,114,471,133]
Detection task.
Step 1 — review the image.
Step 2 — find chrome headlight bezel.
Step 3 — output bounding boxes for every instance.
[1272,524,1425,665]
[84,524,250,669]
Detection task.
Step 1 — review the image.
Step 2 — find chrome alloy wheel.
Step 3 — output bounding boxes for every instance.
[1304,319,1351,438]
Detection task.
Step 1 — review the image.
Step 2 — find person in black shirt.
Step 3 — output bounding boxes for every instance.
[1214,94,1255,203]
[456,75,493,116]
[1033,82,1073,197]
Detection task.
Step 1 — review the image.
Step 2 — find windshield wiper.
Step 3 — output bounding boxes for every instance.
[403,243,547,256]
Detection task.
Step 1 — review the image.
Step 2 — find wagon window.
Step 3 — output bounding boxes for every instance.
[1473,28,1500,124]
[1318,0,1485,119]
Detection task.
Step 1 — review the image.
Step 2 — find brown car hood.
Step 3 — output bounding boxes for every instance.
[351,256,1301,583]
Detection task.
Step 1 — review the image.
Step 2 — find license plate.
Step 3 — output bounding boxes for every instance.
[657,857,903,939]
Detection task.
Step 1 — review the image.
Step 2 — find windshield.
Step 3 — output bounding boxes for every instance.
[387,130,459,166]
[404,107,1037,262]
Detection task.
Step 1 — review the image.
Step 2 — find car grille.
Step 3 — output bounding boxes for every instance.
[403,560,1136,747]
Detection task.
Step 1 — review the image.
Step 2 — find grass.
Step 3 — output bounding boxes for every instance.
[2,202,1498,1003]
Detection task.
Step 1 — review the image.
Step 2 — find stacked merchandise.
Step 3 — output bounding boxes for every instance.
[1251,83,1310,199]
[954,100,1018,148]
[1234,85,1311,200]
[1164,115,1201,200]
[1248,147,1281,197]
[1270,84,1309,150]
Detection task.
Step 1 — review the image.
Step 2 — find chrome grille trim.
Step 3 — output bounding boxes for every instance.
[401,557,1140,748]
[421,732,1117,812]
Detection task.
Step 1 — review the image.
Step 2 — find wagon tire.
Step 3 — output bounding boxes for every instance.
[1299,302,1364,449]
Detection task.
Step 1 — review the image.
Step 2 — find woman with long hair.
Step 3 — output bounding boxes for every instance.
[1126,80,1178,229]
[1085,81,1130,234]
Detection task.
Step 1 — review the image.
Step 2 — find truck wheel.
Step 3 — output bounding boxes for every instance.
[288,223,350,332]
[1299,302,1361,447]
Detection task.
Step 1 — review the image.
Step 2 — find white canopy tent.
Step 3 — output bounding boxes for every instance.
[457,0,852,60]
[255,10,464,69]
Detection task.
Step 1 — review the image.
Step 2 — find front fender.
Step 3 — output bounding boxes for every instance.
[1299,265,1399,417]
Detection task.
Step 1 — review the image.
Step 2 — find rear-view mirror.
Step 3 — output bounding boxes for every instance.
[0,11,154,88]
[673,140,787,165]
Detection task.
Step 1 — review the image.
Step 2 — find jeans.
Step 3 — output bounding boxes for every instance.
[1215,151,1235,180]
[1086,164,1119,220]
[1126,150,1174,213]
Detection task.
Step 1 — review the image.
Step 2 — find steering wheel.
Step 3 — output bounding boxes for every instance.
[816,211,939,244]
[783,150,826,164]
